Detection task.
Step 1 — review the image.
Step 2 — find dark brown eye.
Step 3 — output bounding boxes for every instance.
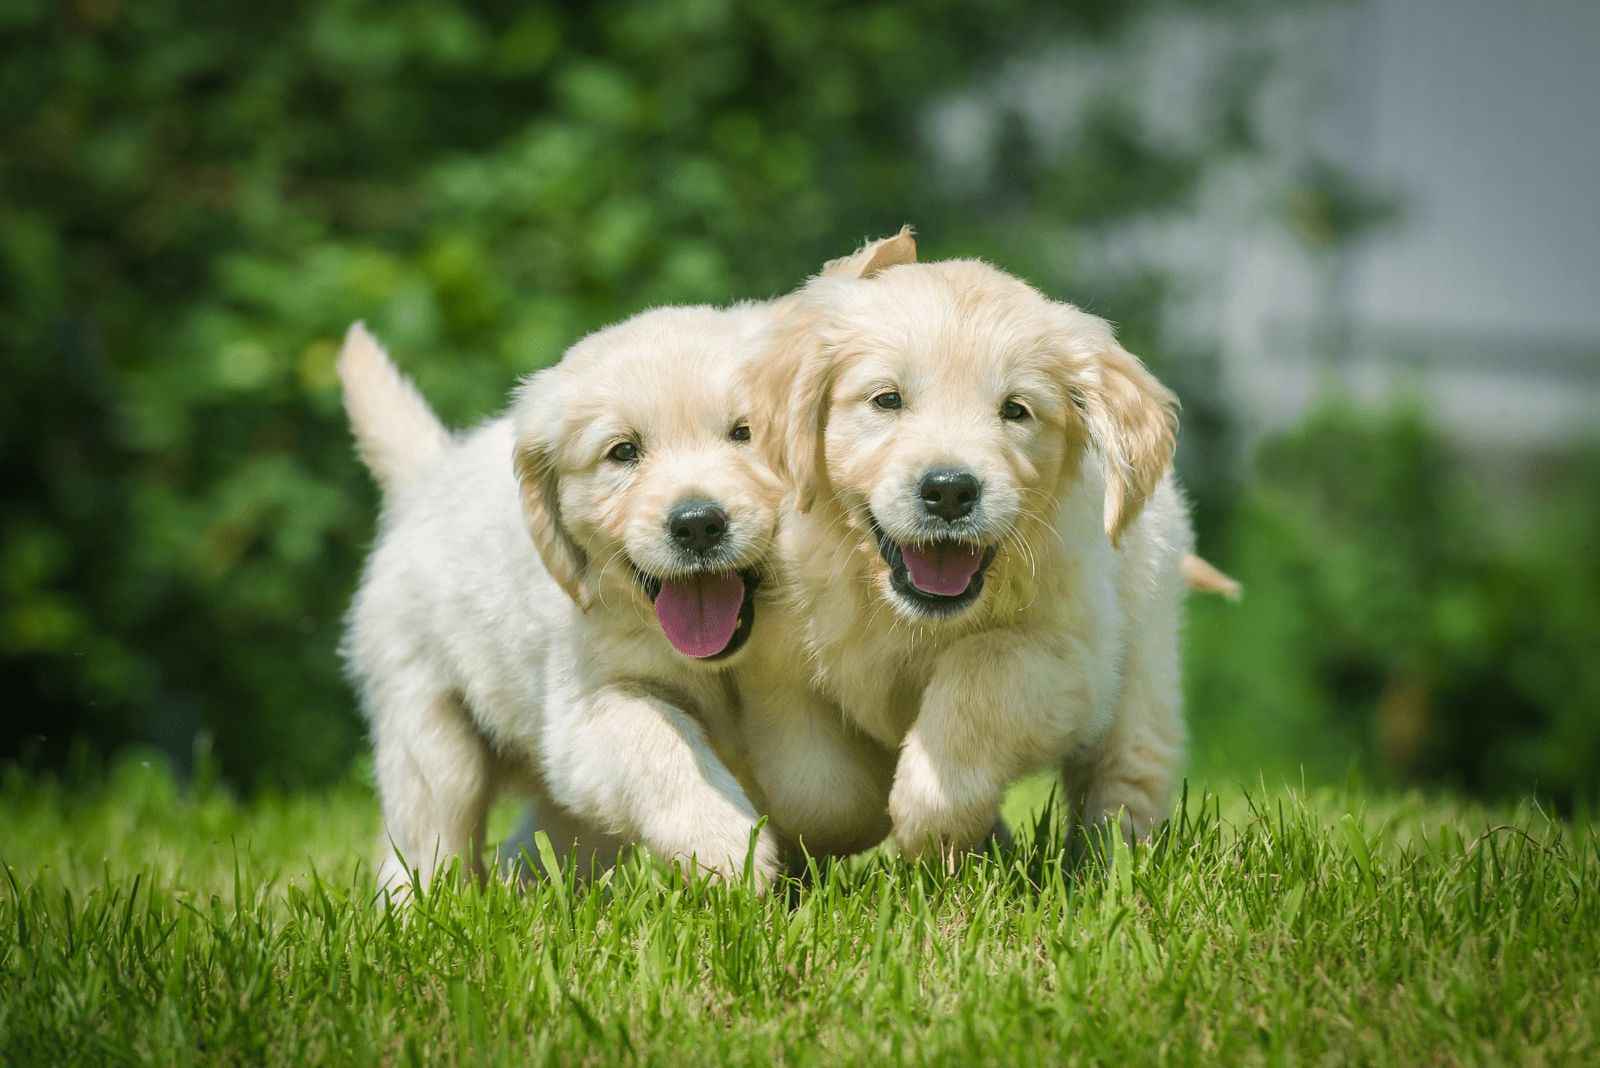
[608,441,639,463]
[872,391,902,411]
[1000,399,1029,421]
[729,422,751,442]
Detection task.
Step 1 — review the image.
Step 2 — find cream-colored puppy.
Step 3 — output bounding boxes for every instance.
[744,230,1198,862]
[339,306,786,894]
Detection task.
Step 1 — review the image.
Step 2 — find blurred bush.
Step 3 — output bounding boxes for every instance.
[1187,402,1600,813]
[3,0,1266,787]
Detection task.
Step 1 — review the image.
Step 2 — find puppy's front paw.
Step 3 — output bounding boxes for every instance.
[1083,784,1165,847]
[889,739,1002,866]
[664,821,782,894]
[739,825,783,894]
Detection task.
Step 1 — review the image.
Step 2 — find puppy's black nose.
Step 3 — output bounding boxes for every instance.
[667,500,728,553]
[918,469,980,521]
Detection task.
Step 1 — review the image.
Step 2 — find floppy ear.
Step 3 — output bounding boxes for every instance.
[746,324,833,515]
[1057,316,1179,548]
[781,333,836,514]
[511,375,591,608]
[754,228,919,511]
[819,224,917,279]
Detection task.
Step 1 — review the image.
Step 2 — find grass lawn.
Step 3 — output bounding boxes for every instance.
[2,753,1596,1066]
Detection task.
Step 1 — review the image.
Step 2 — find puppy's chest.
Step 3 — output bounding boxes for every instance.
[816,628,932,749]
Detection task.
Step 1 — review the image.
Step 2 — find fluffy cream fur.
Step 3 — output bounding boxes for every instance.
[742,232,1198,862]
[339,309,788,894]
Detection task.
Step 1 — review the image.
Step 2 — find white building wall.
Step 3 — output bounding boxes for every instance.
[1232,0,1600,447]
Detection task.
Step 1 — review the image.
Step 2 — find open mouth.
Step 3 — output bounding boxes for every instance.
[869,514,996,615]
[633,565,761,661]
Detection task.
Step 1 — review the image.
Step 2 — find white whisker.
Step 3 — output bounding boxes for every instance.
[591,544,631,615]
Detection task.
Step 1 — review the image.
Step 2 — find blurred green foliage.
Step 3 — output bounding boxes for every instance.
[1188,403,1600,813]
[2,0,1256,787]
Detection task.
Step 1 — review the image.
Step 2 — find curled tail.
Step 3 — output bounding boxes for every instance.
[336,322,451,496]
[1181,553,1241,600]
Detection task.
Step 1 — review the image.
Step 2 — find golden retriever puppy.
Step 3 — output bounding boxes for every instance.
[744,230,1199,862]
[339,307,787,894]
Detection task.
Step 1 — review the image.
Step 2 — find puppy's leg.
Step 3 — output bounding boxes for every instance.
[502,792,630,884]
[740,684,895,857]
[1070,585,1186,846]
[371,687,497,896]
[544,686,780,888]
[889,630,1103,864]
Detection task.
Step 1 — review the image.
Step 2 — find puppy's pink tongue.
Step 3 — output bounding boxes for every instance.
[900,542,983,597]
[653,571,744,658]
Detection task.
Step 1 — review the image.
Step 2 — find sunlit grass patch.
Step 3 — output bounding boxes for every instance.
[2,754,1596,1066]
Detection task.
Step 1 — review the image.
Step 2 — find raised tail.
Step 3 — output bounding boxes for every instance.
[1181,553,1241,600]
[336,322,451,496]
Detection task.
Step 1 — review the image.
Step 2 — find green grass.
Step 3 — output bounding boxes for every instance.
[3,753,1596,1066]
